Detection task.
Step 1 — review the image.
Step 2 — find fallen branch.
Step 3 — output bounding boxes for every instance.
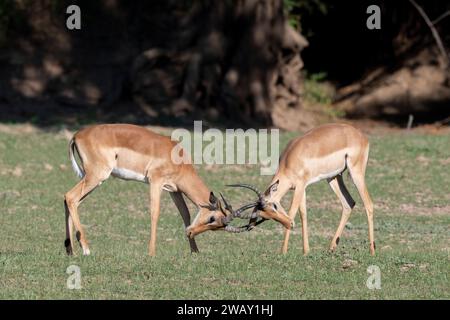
[408,0,449,68]
[432,10,450,25]
[433,115,450,126]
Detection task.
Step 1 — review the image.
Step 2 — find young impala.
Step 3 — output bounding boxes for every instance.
[65,124,237,256]
[229,123,375,255]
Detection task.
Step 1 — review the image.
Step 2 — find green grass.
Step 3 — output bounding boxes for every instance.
[303,72,334,106]
[0,126,449,299]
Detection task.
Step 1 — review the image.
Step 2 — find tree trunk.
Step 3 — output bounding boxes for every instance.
[132,0,308,126]
[0,0,307,126]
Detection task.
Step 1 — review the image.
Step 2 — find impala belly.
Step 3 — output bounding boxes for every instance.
[111,167,148,183]
[112,147,173,184]
[112,148,150,183]
[305,165,345,187]
[304,150,348,187]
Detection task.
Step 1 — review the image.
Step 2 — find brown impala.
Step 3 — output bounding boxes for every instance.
[64,124,248,256]
[195,123,375,255]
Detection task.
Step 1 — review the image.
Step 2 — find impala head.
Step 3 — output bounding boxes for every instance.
[186,192,229,238]
[228,180,294,229]
[186,192,256,238]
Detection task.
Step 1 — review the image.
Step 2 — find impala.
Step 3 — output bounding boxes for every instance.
[229,123,375,255]
[64,124,238,256]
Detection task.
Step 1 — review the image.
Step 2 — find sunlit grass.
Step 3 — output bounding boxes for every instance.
[0,127,449,299]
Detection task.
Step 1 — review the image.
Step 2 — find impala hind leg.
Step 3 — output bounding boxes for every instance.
[298,188,310,255]
[64,173,107,255]
[348,154,375,255]
[64,201,74,255]
[170,192,199,253]
[328,174,355,252]
[281,185,304,254]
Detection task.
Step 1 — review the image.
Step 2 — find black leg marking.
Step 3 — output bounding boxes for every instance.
[336,236,340,245]
[189,239,199,253]
[337,175,356,209]
[373,241,376,250]
[65,239,73,255]
[170,192,200,253]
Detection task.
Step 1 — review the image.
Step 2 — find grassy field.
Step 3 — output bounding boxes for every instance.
[0,125,449,299]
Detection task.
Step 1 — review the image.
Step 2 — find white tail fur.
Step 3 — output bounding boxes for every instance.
[69,138,85,179]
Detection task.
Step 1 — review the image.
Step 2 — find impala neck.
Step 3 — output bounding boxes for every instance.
[177,169,211,207]
[269,172,292,202]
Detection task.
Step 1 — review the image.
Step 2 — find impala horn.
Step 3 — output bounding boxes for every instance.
[227,184,264,202]
[226,183,270,230]
[220,184,270,233]
[219,193,257,223]
[227,183,265,210]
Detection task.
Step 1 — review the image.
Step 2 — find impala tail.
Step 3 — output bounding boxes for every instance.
[69,138,85,179]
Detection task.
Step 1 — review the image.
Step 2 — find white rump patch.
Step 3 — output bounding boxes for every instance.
[111,167,148,183]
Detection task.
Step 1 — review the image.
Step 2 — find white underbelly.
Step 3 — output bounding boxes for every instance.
[111,167,148,183]
[305,163,346,187]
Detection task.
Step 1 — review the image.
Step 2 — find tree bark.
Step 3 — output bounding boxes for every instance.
[132,0,308,126]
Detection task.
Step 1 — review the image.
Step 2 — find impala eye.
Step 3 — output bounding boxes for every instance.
[273,203,278,210]
[208,216,216,224]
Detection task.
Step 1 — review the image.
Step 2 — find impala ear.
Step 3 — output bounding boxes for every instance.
[265,180,279,197]
[199,192,219,211]
[209,192,218,205]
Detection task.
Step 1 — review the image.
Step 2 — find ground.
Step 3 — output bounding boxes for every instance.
[0,124,449,299]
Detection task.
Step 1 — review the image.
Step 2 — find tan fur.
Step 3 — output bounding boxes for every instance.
[64,124,223,256]
[260,123,375,255]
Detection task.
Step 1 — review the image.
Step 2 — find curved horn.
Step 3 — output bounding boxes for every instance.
[221,201,259,224]
[219,193,234,224]
[224,225,249,233]
[220,191,259,223]
[233,202,259,218]
[226,184,266,219]
[219,193,233,212]
[227,184,264,200]
[224,205,258,229]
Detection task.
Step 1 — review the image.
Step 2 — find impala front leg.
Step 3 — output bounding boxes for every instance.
[281,185,304,254]
[170,192,199,253]
[148,182,162,257]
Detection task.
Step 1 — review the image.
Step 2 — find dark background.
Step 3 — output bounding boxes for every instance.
[0,0,449,128]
